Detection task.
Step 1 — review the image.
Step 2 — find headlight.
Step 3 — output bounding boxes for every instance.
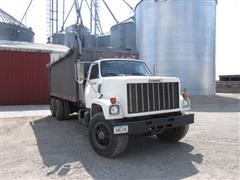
[181,88,191,110]
[183,99,189,107]
[109,105,119,115]
[181,98,190,109]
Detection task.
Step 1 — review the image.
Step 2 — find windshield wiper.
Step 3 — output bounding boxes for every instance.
[103,72,146,77]
[102,73,119,77]
[130,72,146,76]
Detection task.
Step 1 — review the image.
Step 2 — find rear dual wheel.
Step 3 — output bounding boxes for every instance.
[50,98,57,117]
[51,98,70,120]
[62,101,70,120]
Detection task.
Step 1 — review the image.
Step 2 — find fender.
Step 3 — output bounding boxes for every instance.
[92,99,124,120]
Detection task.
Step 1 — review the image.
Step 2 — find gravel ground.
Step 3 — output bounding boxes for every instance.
[1,93,240,180]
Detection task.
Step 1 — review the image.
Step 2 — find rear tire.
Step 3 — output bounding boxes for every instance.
[63,101,70,120]
[156,125,189,143]
[50,98,57,117]
[89,112,128,157]
[56,99,65,120]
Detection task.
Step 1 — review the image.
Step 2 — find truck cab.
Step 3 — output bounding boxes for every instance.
[50,56,194,157]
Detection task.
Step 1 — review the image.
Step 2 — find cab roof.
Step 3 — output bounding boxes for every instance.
[94,58,143,63]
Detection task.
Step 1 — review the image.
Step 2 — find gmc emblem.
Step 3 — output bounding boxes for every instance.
[148,79,163,83]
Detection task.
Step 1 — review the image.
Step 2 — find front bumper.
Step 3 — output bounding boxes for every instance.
[112,113,194,135]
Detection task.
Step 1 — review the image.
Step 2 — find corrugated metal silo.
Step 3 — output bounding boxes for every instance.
[0,9,34,42]
[64,31,79,49]
[52,33,65,45]
[97,35,110,47]
[65,24,97,48]
[84,34,96,48]
[135,0,217,95]
[65,24,89,42]
[111,22,136,51]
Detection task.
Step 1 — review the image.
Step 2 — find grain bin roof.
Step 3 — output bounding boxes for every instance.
[0,40,70,53]
[0,9,27,29]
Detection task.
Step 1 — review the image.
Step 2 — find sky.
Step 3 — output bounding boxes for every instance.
[0,0,239,78]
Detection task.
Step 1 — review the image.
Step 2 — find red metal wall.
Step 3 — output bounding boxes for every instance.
[0,51,49,105]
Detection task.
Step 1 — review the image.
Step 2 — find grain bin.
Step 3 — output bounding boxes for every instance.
[135,0,217,95]
[83,34,96,48]
[111,22,136,51]
[52,33,65,45]
[0,9,34,42]
[97,35,111,47]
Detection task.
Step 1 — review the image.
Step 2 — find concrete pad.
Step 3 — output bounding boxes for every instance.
[1,94,240,179]
[0,105,51,118]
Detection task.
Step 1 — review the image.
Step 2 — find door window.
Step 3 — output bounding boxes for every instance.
[90,64,99,79]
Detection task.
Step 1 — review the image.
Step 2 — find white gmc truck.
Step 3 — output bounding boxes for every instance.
[49,49,194,157]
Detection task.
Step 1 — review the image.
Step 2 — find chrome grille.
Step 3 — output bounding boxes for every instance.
[127,82,179,114]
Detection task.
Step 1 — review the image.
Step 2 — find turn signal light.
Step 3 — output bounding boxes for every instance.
[182,88,190,98]
[110,97,117,104]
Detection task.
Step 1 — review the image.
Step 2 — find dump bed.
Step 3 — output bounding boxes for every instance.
[49,49,80,102]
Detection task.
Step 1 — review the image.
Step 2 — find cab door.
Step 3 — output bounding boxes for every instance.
[85,63,101,108]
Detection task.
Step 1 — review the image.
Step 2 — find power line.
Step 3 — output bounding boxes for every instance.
[20,0,34,26]
[61,2,75,32]
[121,0,135,12]
[102,0,119,24]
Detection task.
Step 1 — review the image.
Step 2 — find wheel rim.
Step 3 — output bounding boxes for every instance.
[94,122,111,148]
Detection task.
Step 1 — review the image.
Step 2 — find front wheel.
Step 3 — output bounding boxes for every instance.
[89,112,128,157]
[156,125,189,143]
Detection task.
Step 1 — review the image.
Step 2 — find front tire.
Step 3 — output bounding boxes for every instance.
[89,112,128,157]
[156,125,189,143]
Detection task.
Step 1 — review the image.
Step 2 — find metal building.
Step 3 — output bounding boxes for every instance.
[0,9,34,42]
[0,41,69,105]
[136,0,217,95]
[111,21,136,51]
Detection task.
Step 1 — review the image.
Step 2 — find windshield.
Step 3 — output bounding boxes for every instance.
[101,60,152,77]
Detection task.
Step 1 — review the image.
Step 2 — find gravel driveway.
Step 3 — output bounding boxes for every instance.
[1,93,239,179]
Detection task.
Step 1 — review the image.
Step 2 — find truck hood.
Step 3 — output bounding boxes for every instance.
[102,76,180,84]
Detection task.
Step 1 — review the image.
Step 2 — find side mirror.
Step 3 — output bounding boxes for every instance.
[77,75,85,84]
[75,62,85,84]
